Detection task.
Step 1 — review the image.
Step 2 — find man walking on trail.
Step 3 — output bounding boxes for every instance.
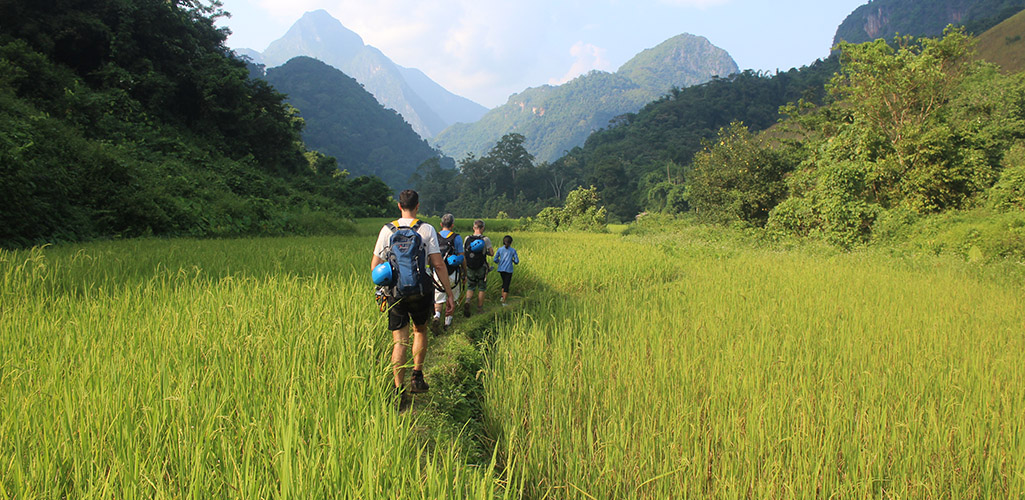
[463,219,494,316]
[432,214,465,332]
[371,190,455,397]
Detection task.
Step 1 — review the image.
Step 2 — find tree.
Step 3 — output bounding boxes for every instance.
[685,122,790,225]
[829,27,997,212]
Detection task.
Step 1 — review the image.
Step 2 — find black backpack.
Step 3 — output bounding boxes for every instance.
[439,230,461,274]
[464,234,487,270]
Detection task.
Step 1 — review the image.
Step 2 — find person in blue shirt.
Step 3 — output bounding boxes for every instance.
[493,235,519,306]
[432,214,465,330]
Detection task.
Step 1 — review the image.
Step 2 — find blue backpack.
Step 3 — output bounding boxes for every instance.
[385,219,431,298]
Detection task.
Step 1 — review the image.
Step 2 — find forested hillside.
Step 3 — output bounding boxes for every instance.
[414,59,838,220]
[834,0,1025,44]
[689,29,1025,251]
[255,10,488,138]
[264,57,444,190]
[432,34,737,163]
[0,0,391,248]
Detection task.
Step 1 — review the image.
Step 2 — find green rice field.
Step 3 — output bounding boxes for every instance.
[1,224,1023,498]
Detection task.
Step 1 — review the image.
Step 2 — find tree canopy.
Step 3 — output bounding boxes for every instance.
[0,0,390,247]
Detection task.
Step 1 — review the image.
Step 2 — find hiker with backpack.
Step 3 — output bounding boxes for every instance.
[462,219,494,316]
[493,235,519,306]
[432,214,465,332]
[371,190,455,397]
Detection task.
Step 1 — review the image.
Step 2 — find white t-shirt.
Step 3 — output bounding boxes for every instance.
[373,218,441,260]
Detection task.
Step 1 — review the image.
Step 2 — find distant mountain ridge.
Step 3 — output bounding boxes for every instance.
[833,0,1025,45]
[432,34,738,163]
[263,57,442,191]
[247,10,488,138]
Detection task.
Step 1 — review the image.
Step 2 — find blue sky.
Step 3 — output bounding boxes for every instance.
[216,0,867,108]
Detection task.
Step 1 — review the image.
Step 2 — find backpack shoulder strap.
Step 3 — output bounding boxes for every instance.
[387,221,399,232]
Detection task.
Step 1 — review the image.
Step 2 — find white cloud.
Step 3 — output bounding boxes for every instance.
[549,42,613,85]
[225,0,730,107]
[322,0,560,106]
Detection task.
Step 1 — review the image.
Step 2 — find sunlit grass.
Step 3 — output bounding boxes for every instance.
[3,228,1022,498]
[0,237,504,499]
[485,232,1025,499]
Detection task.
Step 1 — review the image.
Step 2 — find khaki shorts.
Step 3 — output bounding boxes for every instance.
[434,270,461,304]
[466,266,488,292]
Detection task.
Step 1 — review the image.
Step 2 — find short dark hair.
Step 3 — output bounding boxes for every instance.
[398,190,419,210]
[473,219,485,230]
[502,235,512,247]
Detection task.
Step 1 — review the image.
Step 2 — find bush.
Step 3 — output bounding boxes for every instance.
[990,142,1025,211]
[525,186,607,232]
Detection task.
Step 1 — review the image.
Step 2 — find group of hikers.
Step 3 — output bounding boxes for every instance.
[371,189,519,399]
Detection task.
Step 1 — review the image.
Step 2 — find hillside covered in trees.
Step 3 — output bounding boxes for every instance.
[715,29,1024,244]
[0,0,391,248]
[417,58,840,221]
[833,0,1025,45]
[263,56,445,190]
[432,34,738,164]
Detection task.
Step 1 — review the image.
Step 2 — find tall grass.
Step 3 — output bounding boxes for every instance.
[485,232,1025,498]
[4,228,1023,498]
[0,237,504,498]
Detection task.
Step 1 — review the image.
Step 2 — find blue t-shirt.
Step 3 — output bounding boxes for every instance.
[494,246,519,273]
[439,230,463,255]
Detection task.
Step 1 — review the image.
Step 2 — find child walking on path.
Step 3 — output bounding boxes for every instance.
[494,235,519,306]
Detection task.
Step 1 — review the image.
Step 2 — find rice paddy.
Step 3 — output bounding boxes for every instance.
[1,227,1023,498]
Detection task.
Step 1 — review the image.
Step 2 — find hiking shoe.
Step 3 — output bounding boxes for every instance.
[410,371,430,393]
[394,386,411,411]
[463,301,471,317]
[477,306,484,314]
[430,317,442,335]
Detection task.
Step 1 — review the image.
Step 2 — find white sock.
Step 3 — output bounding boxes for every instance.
[434,311,441,319]
[445,316,452,326]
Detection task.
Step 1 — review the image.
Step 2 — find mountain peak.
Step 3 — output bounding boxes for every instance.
[255,10,487,138]
[616,33,738,94]
[264,10,364,61]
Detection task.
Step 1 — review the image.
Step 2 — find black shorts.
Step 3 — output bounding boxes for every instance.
[387,294,433,331]
[499,271,513,293]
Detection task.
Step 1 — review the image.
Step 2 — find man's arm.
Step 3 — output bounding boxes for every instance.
[371,255,384,270]
[429,252,455,315]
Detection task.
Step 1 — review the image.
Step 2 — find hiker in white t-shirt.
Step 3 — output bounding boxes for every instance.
[371,190,454,400]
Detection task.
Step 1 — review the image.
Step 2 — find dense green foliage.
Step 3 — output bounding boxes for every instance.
[264,56,444,191]
[684,122,793,225]
[0,0,389,248]
[834,0,1025,45]
[413,133,566,218]
[764,28,1025,247]
[554,58,841,221]
[433,34,738,164]
[423,59,839,223]
[524,186,608,232]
